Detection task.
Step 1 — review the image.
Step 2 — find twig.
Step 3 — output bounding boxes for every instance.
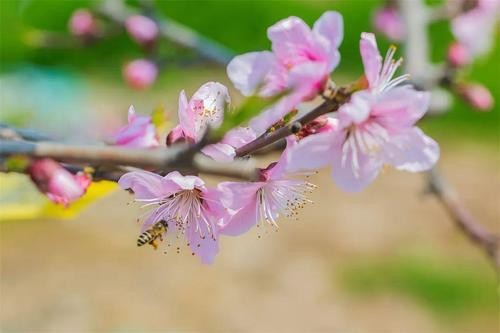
[399,0,499,266]
[98,0,235,65]
[0,140,258,181]
[427,169,499,265]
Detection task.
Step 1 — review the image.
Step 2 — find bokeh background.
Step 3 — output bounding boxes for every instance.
[1,0,498,332]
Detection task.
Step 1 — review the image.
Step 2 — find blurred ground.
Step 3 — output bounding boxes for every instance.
[1,142,498,332]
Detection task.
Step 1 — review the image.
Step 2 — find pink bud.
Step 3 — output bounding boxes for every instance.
[123,59,158,90]
[125,15,159,45]
[447,42,471,67]
[28,159,91,206]
[68,9,97,37]
[458,83,494,111]
[373,7,405,41]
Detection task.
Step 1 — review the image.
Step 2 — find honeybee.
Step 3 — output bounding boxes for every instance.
[137,219,169,250]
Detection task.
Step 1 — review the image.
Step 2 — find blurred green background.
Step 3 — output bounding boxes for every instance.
[0,1,498,332]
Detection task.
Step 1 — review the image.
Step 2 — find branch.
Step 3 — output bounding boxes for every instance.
[0,140,258,181]
[235,83,356,157]
[427,169,499,265]
[399,0,499,267]
[98,0,235,65]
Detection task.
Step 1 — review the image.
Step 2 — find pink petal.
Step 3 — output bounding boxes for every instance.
[127,105,137,122]
[222,127,257,147]
[330,132,383,192]
[313,11,343,48]
[286,131,335,173]
[372,87,430,128]
[190,81,230,139]
[119,171,177,200]
[267,16,317,66]
[219,196,258,236]
[227,51,276,96]
[338,91,372,126]
[164,171,205,191]
[359,32,382,88]
[382,127,439,172]
[178,90,195,139]
[313,11,344,64]
[217,181,263,210]
[288,61,330,98]
[187,218,219,264]
[201,143,236,162]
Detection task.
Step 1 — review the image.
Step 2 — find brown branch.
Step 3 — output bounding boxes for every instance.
[399,0,499,267]
[427,169,499,265]
[0,140,258,181]
[234,83,358,157]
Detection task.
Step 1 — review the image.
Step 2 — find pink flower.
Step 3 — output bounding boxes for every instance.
[119,170,224,264]
[217,143,315,236]
[166,82,230,145]
[68,9,98,37]
[165,82,245,162]
[123,59,158,90]
[227,11,343,132]
[286,35,439,192]
[28,158,91,206]
[451,0,499,58]
[125,15,159,46]
[447,42,471,67]
[110,105,159,148]
[287,88,439,192]
[373,6,405,42]
[458,83,494,111]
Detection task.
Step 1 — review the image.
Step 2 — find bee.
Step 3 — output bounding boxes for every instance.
[137,219,169,250]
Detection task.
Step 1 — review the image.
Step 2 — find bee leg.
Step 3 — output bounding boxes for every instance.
[159,234,163,242]
[149,239,158,250]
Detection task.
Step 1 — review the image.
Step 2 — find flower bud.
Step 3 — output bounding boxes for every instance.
[373,6,405,41]
[447,42,471,67]
[123,59,158,90]
[68,9,97,37]
[125,15,159,46]
[458,83,494,111]
[27,158,91,206]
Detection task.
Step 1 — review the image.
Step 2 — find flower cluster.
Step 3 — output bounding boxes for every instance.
[112,12,439,264]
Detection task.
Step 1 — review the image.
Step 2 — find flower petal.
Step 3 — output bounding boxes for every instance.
[164,171,205,191]
[190,81,230,139]
[313,11,344,66]
[119,170,176,200]
[178,90,195,139]
[286,131,334,173]
[331,132,383,192]
[267,16,316,66]
[227,51,276,96]
[372,87,430,128]
[217,181,263,210]
[187,218,219,265]
[338,91,372,126]
[201,143,236,162]
[382,127,439,172]
[359,32,382,88]
[219,196,258,237]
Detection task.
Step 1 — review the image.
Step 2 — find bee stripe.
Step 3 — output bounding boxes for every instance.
[137,232,153,246]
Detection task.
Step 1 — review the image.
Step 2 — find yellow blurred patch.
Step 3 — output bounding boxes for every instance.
[0,173,117,221]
